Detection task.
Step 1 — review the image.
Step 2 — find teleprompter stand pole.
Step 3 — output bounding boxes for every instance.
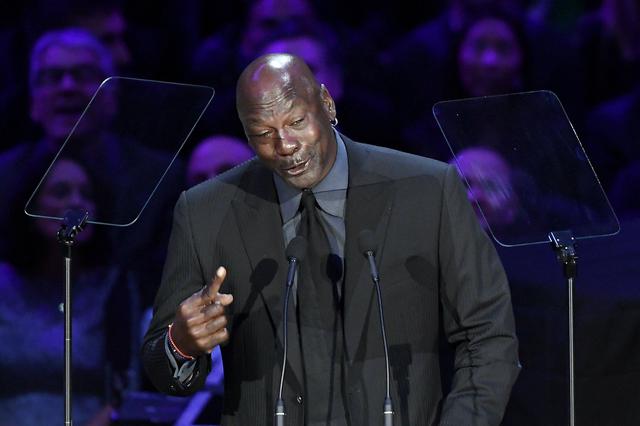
[549,231,578,426]
[57,209,89,426]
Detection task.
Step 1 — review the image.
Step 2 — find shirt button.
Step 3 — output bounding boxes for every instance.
[296,395,303,404]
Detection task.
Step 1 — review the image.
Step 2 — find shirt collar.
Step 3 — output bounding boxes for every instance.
[274,130,348,223]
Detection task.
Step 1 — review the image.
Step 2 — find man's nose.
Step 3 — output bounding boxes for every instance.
[481,49,500,67]
[274,130,299,155]
[67,190,87,209]
[59,72,79,90]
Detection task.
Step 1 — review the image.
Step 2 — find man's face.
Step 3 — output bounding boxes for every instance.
[239,81,336,189]
[30,44,106,142]
[458,18,523,97]
[34,158,96,243]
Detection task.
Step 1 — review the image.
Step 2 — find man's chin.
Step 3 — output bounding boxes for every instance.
[279,170,318,190]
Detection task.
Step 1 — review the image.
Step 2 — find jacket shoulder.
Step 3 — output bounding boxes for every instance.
[348,139,450,181]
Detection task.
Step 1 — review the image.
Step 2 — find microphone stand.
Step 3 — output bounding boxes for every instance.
[365,250,394,426]
[57,209,89,426]
[549,231,578,426]
[358,229,394,426]
[275,236,305,426]
[274,276,294,426]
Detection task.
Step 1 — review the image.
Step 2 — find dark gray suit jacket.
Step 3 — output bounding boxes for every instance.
[142,136,520,425]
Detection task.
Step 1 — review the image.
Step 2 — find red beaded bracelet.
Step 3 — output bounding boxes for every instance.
[168,323,195,360]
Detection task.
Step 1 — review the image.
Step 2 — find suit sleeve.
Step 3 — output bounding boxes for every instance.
[141,191,211,396]
[437,165,521,426]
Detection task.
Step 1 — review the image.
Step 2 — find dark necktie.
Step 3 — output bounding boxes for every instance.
[297,189,337,325]
[296,189,346,423]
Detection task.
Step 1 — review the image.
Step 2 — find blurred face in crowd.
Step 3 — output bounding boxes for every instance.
[30,43,107,143]
[237,54,337,189]
[453,147,518,231]
[187,136,254,186]
[457,17,523,97]
[76,9,131,69]
[34,158,96,243]
[261,35,344,101]
[242,0,316,57]
[605,0,640,60]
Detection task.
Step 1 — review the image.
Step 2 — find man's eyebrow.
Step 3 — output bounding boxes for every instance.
[244,117,263,125]
[244,100,299,125]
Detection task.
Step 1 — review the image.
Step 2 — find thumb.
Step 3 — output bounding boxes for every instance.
[201,266,227,303]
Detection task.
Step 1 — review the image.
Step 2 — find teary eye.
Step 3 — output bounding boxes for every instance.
[250,129,273,139]
[290,117,304,127]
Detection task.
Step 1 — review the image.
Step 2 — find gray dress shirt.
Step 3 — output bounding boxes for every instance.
[273,130,349,300]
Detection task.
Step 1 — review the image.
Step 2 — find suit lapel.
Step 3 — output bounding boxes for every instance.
[232,163,304,392]
[342,138,395,360]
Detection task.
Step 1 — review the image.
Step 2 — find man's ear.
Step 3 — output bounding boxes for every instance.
[319,84,336,120]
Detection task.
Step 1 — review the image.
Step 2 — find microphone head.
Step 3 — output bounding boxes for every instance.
[358,229,376,255]
[286,235,307,262]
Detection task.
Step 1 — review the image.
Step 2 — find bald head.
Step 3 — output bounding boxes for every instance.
[236,53,320,116]
[235,53,338,189]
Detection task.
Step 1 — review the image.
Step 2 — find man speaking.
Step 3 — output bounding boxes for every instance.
[142,54,520,425]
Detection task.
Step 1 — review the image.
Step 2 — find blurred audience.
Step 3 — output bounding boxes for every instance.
[583,83,640,193]
[189,0,325,139]
[383,1,583,155]
[67,1,132,72]
[191,0,319,87]
[380,1,525,118]
[574,0,640,106]
[610,160,640,220]
[0,28,114,249]
[0,157,134,426]
[186,135,254,187]
[0,27,183,316]
[403,10,532,161]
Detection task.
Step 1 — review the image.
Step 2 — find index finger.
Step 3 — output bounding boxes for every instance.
[201,266,227,303]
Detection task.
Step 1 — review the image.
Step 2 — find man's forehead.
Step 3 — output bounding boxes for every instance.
[240,76,312,112]
[241,93,299,123]
[249,78,299,101]
[38,44,100,67]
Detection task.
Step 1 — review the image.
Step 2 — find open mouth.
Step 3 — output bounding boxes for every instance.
[282,158,310,176]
